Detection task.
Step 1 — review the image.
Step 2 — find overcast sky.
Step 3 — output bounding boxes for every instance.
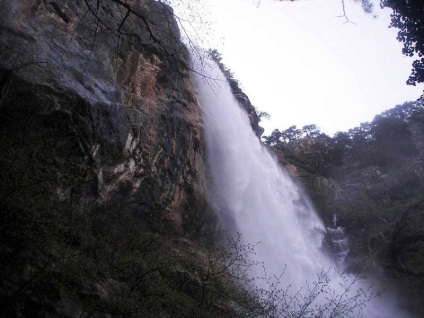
[175,0,424,136]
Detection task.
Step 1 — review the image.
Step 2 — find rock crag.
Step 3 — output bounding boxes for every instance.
[0,1,221,316]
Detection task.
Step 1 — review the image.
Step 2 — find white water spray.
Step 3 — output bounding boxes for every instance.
[327,213,350,270]
[190,54,413,317]
[192,57,330,287]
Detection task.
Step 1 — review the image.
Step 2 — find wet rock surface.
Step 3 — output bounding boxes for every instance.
[0,0,207,231]
[0,1,215,316]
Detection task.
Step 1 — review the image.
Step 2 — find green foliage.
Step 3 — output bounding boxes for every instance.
[381,0,424,85]
[264,100,424,173]
[263,125,345,176]
[258,111,271,123]
[369,115,415,166]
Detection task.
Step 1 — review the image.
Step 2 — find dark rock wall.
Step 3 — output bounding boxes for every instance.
[0,1,223,316]
[0,0,208,233]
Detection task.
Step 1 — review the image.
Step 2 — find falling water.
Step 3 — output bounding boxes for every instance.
[326,213,350,270]
[190,53,414,317]
[192,58,330,287]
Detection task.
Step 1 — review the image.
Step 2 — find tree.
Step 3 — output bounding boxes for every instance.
[258,111,271,122]
[80,0,193,70]
[369,114,416,166]
[256,268,375,318]
[302,124,321,138]
[263,129,283,146]
[381,0,424,86]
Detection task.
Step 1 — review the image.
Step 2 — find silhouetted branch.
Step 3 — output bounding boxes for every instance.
[336,0,357,25]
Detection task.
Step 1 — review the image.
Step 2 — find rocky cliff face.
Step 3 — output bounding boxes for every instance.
[210,50,264,137]
[0,1,220,316]
[0,0,207,232]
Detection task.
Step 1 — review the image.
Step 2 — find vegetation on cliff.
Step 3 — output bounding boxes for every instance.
[264,100,424,316]
[264,101,423,175]
[381,0,424,86]
[209,49,265,137]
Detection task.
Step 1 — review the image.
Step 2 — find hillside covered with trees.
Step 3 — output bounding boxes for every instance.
[264,100,424,315]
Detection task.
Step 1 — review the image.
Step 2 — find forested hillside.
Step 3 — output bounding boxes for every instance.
[264,100,424,316]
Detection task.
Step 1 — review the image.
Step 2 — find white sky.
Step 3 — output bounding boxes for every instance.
[175,0,424,136]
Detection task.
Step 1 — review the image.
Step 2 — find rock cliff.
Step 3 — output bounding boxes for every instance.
[0,0,207,232]
[209,49,264,137]
[0,1,224,316]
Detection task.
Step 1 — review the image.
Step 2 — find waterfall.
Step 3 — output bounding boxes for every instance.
[326,214,350,270]
[192,57,330,287]
[190,53,414,317]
